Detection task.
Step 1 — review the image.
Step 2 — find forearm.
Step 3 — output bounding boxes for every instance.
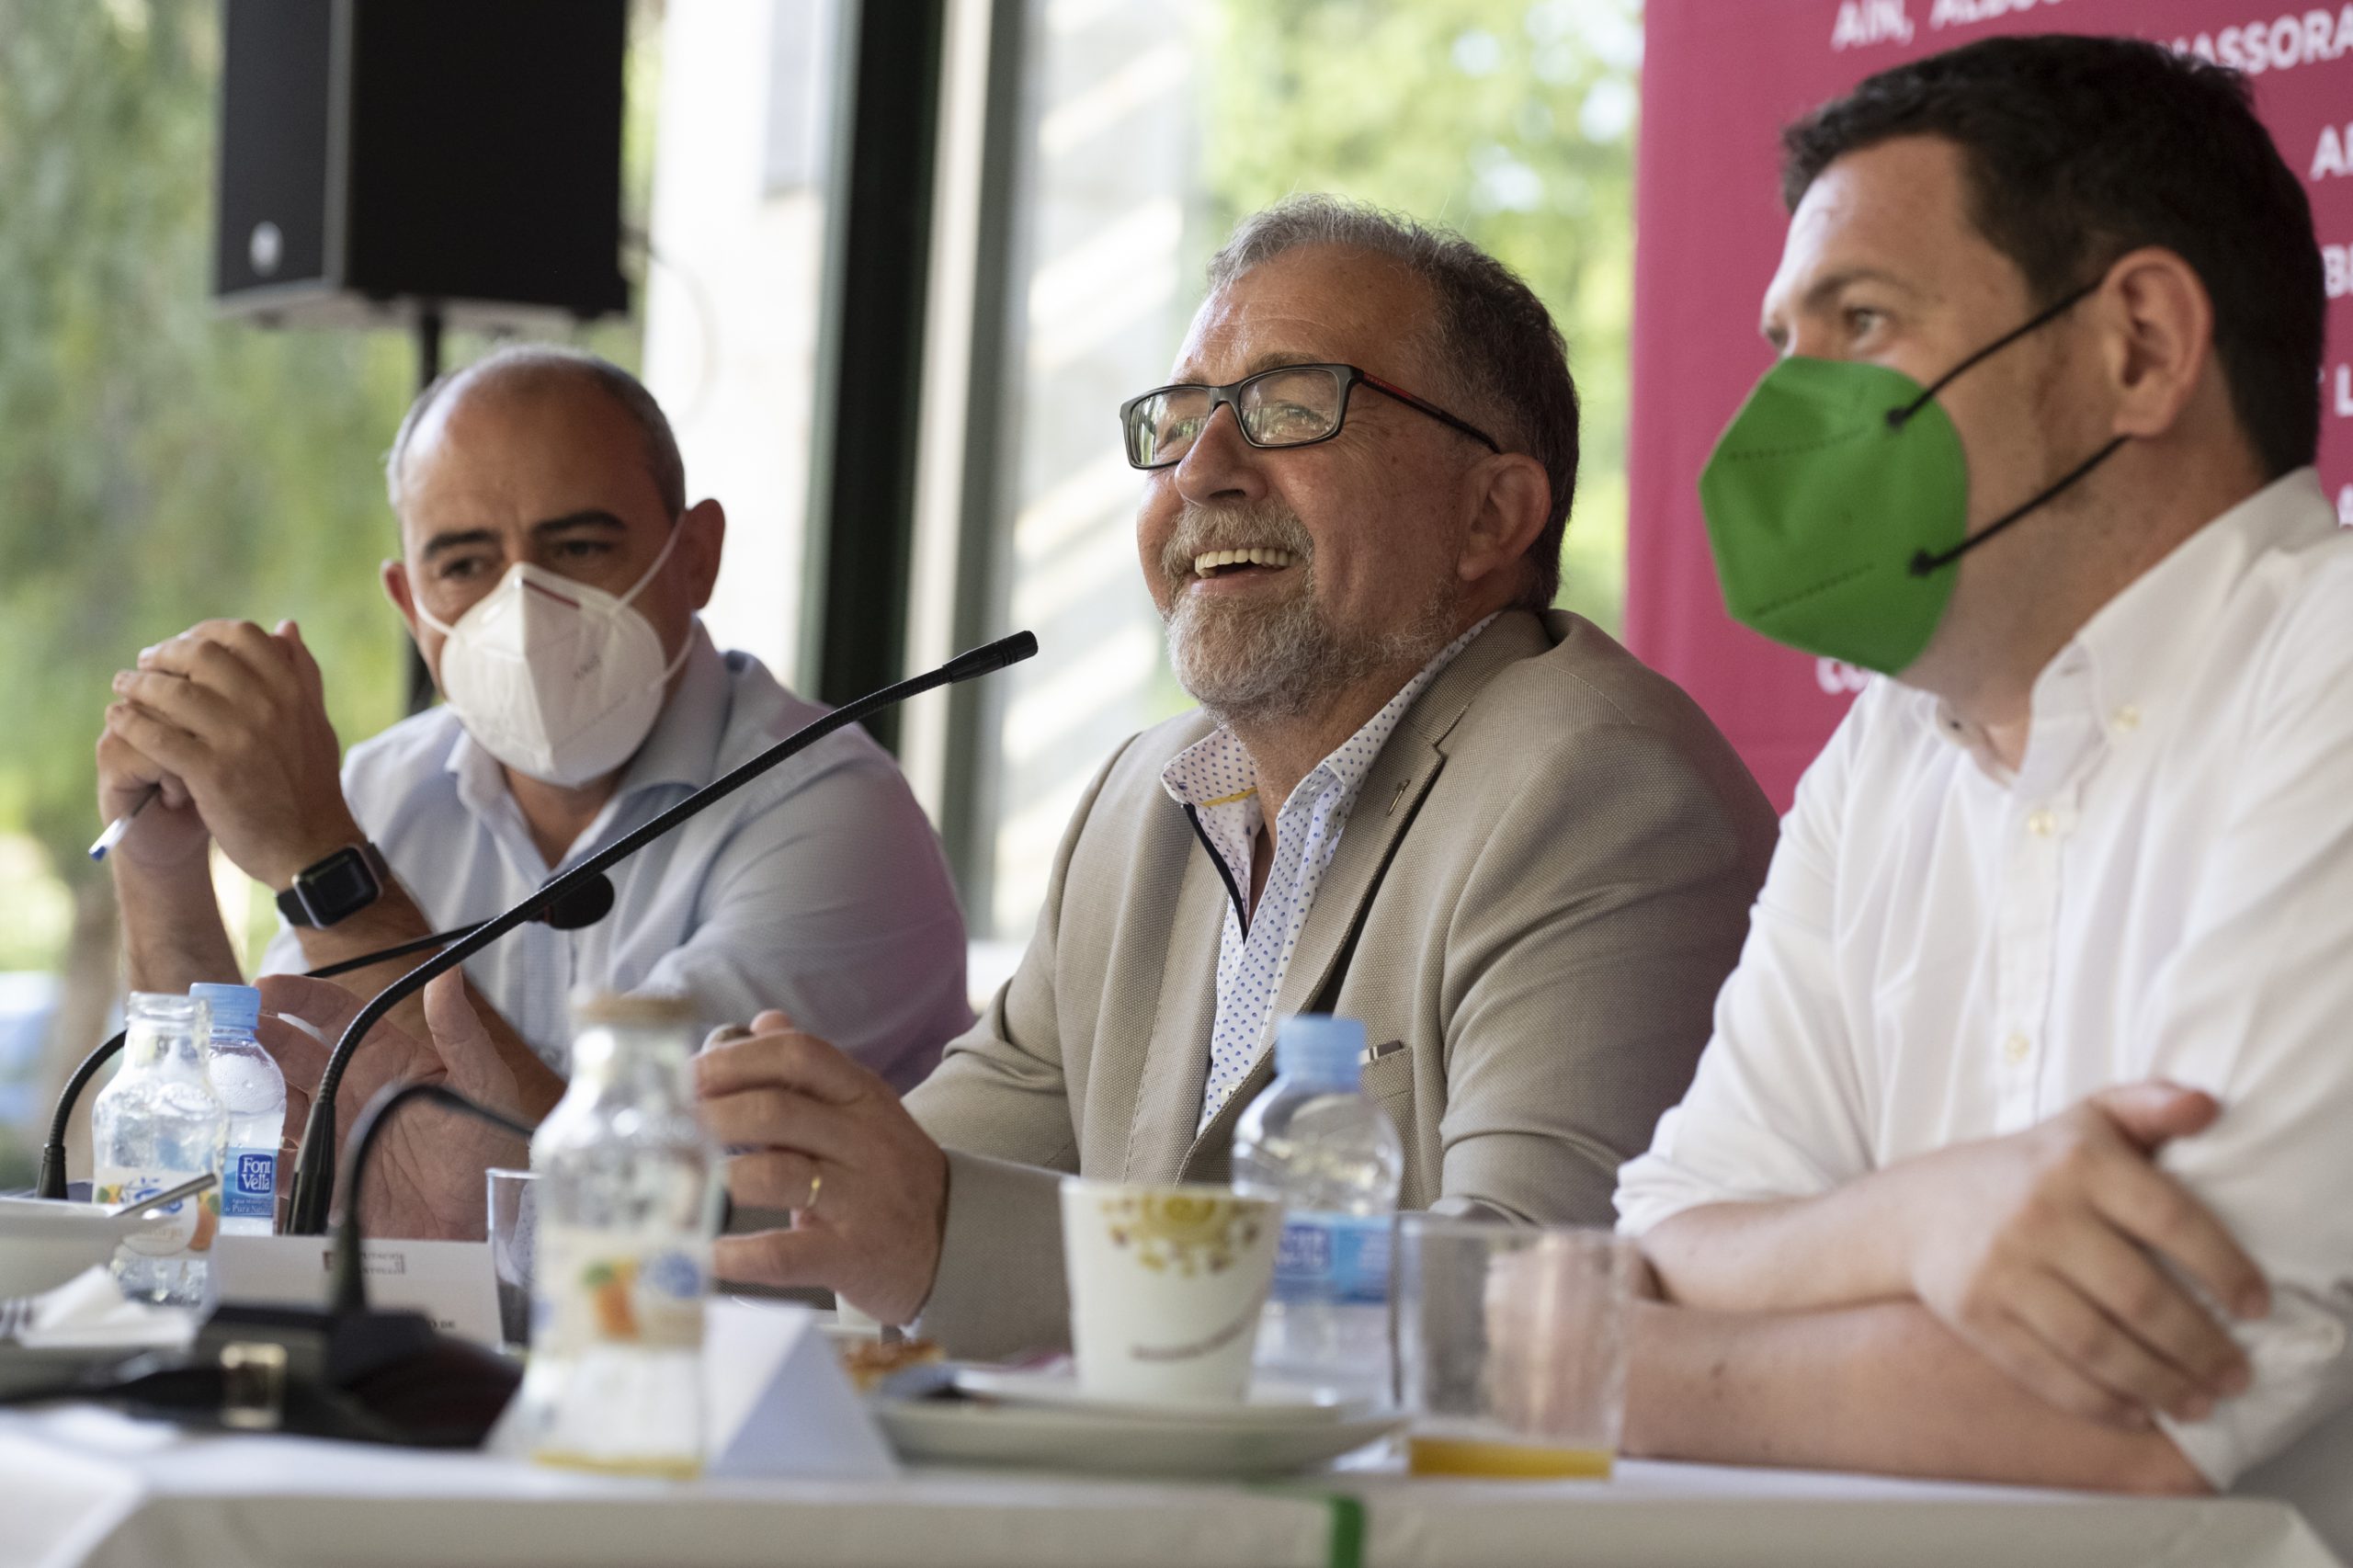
[114,860,242,992]
[1622,1298,2209,1494]
[1642,1181,1916,1312]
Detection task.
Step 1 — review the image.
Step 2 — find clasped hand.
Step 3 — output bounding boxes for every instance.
[97,618,360,887]
[1901,1082,2268,1429]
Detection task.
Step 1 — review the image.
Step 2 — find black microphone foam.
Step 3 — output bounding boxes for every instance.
[941,630,1040,684]
[306,872,618,981]
[541,872,614,930]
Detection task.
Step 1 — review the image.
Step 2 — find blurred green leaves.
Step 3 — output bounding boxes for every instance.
[0,0,653,969]
[1196,0,1640,631]
[0,0,413,901]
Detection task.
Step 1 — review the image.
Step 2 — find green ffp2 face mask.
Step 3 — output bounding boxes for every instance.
[1698,283,2119,676]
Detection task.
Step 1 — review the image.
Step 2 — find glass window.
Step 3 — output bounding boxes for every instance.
[641,0,837,685]
[963,0,1640,945]
[0,0,665,1187]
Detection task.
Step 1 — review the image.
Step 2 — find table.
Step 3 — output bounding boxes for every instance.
[3,1406,2340,1568]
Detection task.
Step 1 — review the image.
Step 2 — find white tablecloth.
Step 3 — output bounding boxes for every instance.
[1,1406,2339,1568]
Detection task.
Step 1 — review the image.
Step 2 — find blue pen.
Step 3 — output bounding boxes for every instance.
[88,787,158,862]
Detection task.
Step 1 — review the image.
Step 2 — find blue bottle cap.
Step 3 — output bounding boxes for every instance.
[1275,1014,1366,1086]
[188,983,262,1035]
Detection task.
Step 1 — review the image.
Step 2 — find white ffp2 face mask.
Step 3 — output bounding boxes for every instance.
[413,523,691,788]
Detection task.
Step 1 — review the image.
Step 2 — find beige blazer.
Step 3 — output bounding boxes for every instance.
[905,609,1777,1358]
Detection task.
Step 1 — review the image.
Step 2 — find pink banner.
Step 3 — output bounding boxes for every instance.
[1625,0,2353,809]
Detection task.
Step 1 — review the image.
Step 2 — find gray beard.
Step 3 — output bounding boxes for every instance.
[1164,562,1462,729]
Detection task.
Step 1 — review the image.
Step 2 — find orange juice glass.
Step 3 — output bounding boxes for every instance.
[1395,1217,1631,1480]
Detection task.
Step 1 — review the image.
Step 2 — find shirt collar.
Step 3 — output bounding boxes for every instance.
[612,620,729,796]
[1928,469,2335,776]
[445,619,729,812]
[1160,612,1502,819]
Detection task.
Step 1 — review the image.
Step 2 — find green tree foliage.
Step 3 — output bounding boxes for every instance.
[0,0,654,1183]
[1197,0,1641,630]
[0,0,415,891]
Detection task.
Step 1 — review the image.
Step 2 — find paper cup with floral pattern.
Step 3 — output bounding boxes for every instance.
[1059,1178,1281,1403]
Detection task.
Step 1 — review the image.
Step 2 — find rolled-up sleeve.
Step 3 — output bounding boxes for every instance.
[2139,590,2353,1485]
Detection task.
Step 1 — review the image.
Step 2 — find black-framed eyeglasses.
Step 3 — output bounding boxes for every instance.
[1118,362,1503,471]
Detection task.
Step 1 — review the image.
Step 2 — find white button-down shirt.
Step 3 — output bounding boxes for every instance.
[1164,616,1497,1130]
[1616,470,2353,1496]
[261,624,972,1090]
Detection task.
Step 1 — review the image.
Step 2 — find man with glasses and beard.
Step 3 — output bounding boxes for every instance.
[324,197,1777,1349]
[695,194,1779,1353]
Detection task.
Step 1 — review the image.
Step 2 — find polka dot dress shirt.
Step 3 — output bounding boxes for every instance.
[1163,615,1500,1131]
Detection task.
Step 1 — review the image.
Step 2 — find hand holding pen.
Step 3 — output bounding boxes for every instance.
[88,785,158,861]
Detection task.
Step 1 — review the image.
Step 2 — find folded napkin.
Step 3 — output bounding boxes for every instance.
[18,1266,200,1352]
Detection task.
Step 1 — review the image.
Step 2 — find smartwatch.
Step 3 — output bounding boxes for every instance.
[276,843,392,929]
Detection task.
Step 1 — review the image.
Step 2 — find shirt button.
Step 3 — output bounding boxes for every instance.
[2110,704,2141,733]
[2002,1032,2031,1065]
[2027,810,2056,838]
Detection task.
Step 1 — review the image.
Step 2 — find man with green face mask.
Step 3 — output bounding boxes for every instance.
[1611,35,2353,1538]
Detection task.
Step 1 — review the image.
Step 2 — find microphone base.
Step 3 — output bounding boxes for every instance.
[76,1302,523,1448]
[206,1302,521,1446]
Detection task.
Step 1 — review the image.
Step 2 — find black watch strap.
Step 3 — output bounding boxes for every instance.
[276,843,391,929]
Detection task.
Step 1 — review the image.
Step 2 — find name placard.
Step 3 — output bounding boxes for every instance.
[211,1235,502,1347]
[703,1300,897,1480]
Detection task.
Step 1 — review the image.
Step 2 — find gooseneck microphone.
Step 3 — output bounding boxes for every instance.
[30,873,617,1200]
[282,630,1040,1234]
[328,1082,533,1314]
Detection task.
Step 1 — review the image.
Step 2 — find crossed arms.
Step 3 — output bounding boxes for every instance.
[1624,1085,2258,1494]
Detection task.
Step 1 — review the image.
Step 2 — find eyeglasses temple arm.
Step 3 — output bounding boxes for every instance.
[1357,371,1504,453]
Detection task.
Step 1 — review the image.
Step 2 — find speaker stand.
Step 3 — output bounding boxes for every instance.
[403,306,444,717]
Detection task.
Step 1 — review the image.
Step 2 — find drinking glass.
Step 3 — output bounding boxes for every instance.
[485,1167,539,1354]
[1395,1216,1631,1479]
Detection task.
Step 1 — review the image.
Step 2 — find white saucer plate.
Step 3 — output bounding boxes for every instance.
[950,1364,1360,1426]
[875,1394,1403,1480]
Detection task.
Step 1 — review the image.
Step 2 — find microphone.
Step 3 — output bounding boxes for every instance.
[30,873,618,1200]
[5,1080,532,1449]
[282,630,1040,1233]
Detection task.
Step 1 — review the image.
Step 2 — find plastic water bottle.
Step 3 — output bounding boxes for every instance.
[192,982,284,1236]
[1233,1014,1404,1406]
[90,992,226,1306]
[512,993,722,1478]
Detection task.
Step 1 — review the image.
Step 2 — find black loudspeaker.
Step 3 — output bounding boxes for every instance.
[213,0,631,329]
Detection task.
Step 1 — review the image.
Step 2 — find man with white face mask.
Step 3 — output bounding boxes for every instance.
[97,349,972,1228]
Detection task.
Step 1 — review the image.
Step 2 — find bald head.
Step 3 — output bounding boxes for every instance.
[385,346,685,522]
[379,346,725,724]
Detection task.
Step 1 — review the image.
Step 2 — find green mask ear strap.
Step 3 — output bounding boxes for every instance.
[1908,435,2126,577]
[1886,279,2103,431]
